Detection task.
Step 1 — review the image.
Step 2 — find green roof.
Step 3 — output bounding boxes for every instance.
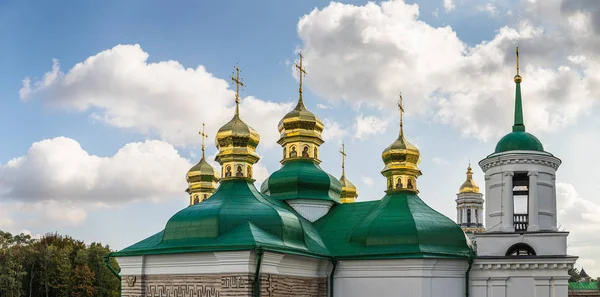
[569,282,599,291]
[314,191,473,259]
[494,131,544,153]
[494,77,545,154]
[261,159,342,203]
[114,180,329,258]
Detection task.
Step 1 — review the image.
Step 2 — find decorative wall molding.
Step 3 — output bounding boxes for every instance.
[479,153,561,171]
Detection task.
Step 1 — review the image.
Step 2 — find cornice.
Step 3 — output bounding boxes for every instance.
[479,152,561,171]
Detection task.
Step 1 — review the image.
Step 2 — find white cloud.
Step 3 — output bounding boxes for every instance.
[557,182,600,276]
[297,0,600,141]
[361,176,374,186]
[0,203,15,229]
[317,103,332,109]
[20,44,292,148]
[322,119,348,141]
[353,114,388,139]
[0,137,191,203]
[477,3,497,17]
[433,157,449,165]
[443,0,455,12]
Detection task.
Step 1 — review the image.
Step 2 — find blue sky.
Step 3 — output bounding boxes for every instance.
[2,0,600,275]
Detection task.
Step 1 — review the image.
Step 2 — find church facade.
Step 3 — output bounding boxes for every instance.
[107,49,577,297]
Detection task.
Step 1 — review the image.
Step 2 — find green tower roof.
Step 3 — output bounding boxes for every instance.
[261,159,342,203]
[314,191,473,259]
[114,180,329,257]
[495,49,545,154]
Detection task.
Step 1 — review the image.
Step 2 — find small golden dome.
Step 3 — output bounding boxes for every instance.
[458,165,480,194]
[215,65,260,180]
[381,94,422,193]
[339,142,358,203]
[381,134,421,170]
[186,157,219,183]
[339,174,358,203]
[214,105,261,165]
[278,99,324,140]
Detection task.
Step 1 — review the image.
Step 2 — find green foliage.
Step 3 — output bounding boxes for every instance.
[569,268,582,283]
[0,230,120,297]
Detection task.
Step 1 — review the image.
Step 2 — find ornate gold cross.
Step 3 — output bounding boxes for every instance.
[230,65,245,105]
[199,122,208,157]
[340,142,346,174]
[295,51,307,97]
[398,93,405,136]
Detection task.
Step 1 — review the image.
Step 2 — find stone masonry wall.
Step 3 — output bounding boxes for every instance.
[121,274,327,297]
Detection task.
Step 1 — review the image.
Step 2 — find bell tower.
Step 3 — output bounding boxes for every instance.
[456,163,484,234]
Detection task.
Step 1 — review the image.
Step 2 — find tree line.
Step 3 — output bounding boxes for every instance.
[0,230,120,297]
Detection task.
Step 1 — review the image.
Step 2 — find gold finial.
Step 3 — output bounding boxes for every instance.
[199,122,208,158]
[295,51,307,102]
[514,47,522,83]
[398,93,405,137]
[340,142,347,176]
[230,65,245,115]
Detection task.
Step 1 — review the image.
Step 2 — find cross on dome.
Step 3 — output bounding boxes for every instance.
[199,122,208,158]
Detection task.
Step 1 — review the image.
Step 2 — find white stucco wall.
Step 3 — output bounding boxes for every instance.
[470,256,575,297]
[332,259,467,297]
[286,199,334,222]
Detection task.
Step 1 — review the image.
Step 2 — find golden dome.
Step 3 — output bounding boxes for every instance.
[186,123,219,205]
[277,52,324,164]
[278,98,324,141]
[215,108,260,153]
[381,95,422,192]
[187,157,219,182]
[214,66,260,181]
[458,164,480,194]
[339,143,358,203]
[381,134,421,170]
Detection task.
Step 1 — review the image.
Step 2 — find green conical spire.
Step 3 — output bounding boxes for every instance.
[512,47,525,132]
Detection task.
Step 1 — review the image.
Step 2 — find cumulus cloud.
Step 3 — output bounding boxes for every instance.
[0,137,191,203]
[354,114,389,139]
[477,3,498,17]
[557,182,600,276]
[443,0,455,12]
[297,0,600,141]
[361,176,375,186]
[20,44,292,148]
[322,119,348,141]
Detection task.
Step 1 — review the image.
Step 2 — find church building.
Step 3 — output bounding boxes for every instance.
[107,49,577,297]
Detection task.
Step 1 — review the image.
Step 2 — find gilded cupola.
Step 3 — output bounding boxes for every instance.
[339,142,358,203]
[215,66,260,181]
[458,163,480,194]
[277,52,324,163]
[186,123,219,205]
[381,94,422,193]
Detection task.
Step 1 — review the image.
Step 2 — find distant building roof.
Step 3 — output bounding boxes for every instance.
[569,281,598,291]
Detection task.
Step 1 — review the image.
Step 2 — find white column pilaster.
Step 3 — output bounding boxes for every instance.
[528,170,539,231]
[503,171,514,232]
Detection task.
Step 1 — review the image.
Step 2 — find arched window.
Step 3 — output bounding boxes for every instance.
[475,209,479,224]
[505,243,536,256]
[467,209,471,224]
